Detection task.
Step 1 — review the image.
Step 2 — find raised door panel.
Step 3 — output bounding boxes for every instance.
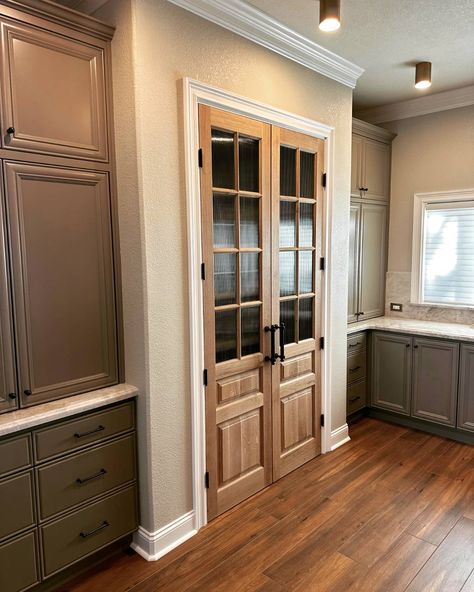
[362,139,390,201]
[0,171,17,413]
[359,203,387,320]
[0,18,108,161]
[351,135,363,197]
[458,344,474,432]
[347,203,360,323]
[4,162,118,407]
[371,332,412,415]
[412,338,459,427]
[0,531,40,592]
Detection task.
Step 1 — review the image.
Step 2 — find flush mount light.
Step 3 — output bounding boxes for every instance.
[319,0,341,32]
[415,61,432,89]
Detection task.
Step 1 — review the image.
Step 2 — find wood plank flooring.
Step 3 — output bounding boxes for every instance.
[60,418,474,592]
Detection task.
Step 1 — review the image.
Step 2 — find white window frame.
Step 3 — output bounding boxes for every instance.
[411,188,474,307]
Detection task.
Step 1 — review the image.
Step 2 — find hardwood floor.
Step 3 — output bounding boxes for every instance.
[60,418,474,592]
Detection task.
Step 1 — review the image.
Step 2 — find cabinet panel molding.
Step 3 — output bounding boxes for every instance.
[458,344,474,432]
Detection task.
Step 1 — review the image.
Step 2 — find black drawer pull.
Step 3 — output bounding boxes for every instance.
[348,342,362,348]
[349,396,361,403]
[349,366,361,373]
[74,425,105,439]
[6,127,14,135]
[79,520,109,539]
[76,468,107,485]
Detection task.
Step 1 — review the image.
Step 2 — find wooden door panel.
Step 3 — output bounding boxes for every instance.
[0,164,17,413]
[4,162,118,407]
[271,126,323,481]
[0,17,108,161]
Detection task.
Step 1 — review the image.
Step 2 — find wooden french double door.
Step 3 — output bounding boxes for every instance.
[199,106,325,520]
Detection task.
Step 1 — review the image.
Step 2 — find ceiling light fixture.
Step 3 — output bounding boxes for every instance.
[415,61,432,89]
[319,0,341,32]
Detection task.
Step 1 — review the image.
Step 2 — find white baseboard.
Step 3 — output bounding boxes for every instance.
[330,423,350,451]
[131,510,197,561]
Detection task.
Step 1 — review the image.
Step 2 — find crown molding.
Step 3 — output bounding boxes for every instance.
[355,85,474,124]
[352,117,396,142]
[166,0,364,89]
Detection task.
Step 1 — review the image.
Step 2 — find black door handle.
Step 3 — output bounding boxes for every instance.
[265,324,280,365]
[6,127,14,135]
[279,322,286,362]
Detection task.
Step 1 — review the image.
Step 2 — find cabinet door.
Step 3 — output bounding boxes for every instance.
[371,332,412,415]
[351,135,363,197]
[359,203,387,319]
[347,203,360,323]
[458,344,474,432]
[4,162,118,407]
[362,139,390,201]
[0,173,17,413]
[412,338,459,427]
[0,18,108,161]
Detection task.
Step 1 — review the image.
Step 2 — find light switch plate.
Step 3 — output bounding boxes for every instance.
[390,303,403,312]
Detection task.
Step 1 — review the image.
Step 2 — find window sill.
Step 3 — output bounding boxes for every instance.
[409,302,474,312]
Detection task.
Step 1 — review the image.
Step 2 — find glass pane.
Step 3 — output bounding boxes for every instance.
[213,194,235,248]
[214,253,236,306]
[241,306,260,356]
[212,129,235,189]
[280,146,296,196]
[239,136,259,192]
[279,251,296,296]
[299,298,314,341]
[280,300,296,345]
[215,309,237,363]
[240,197,259,247]
[300,151,315,198]
[280,201,296,247]
[299,251,313,294]
[241,253,259,302]
[299,203,314,247]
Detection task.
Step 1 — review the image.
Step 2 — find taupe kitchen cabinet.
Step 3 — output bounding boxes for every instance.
[0,1,122,412]
[0,14,108,161]
[351,119,392,201]
[5,163,118,407]
[457,344,474,432]
[346,332,367,415]
[371,331,412,415]
[348,202,387,322]
[412,337,459,427]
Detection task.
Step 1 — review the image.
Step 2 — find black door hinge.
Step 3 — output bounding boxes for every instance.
[320,414,325,427]
[201,262,206,280]
[322,172,327,188]
[198,148,203,168]
[203,368,208,387]
[205,471,210,489]
[319,336,325,350]
[319,257,325,271]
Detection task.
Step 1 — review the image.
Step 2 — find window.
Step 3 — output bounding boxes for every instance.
[412,190,474,307]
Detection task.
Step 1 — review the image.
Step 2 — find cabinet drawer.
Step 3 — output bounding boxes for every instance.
[37,435,136,520]
[0,531,39,592]
[0,434,32,478]
[34,402,134,462]
[0,471,35,541]
[347,381,367,415]
[41,485,138,577]
[347,351,366,384]
[347,332,366,353]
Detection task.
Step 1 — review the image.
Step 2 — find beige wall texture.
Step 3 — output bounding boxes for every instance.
[383,105,474,272]
[97,0,353,533]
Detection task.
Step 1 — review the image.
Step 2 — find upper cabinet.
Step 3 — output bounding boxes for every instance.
[0,17,108,161]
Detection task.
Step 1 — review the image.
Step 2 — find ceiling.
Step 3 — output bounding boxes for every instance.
[247,0,474,110]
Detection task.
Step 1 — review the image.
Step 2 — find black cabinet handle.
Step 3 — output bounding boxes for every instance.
[348,342,362,348]
[24,389,31,396]
[8,393,16,400]
[74,425,105,439]
[76,468,107,485]
[6,127,14,135]
[79,520,109,539]
[279,322,286,362]
[414,345,419,349]
[406,343,410,348]
[349,366,361,373]
[349,396,361,403]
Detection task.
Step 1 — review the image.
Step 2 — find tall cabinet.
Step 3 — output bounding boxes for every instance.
[0,2,121,413]
[348,119,395,324]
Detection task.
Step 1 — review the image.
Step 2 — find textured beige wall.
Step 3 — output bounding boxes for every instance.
[97,0,352,532]
[383,105,474,272]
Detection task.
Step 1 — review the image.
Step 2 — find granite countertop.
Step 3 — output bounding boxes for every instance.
[348,316,474,342]
[0,383,139,437]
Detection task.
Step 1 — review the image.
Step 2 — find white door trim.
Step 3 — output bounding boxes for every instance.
[183,77,335,530]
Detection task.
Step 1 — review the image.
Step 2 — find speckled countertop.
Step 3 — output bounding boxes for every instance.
[0,383,138,437]
[348,316,474,342]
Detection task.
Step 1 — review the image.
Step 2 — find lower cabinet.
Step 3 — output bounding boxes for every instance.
[0,399,138,592]
[458,344,474,432]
